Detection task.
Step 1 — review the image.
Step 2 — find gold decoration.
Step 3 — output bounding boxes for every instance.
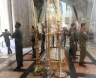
[54,0,67,77]
[31,0,43,75]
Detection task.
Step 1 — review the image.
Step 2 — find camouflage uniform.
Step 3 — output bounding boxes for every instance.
[12,27,23,66]
[79,29,88,63]
[70,28,78,59]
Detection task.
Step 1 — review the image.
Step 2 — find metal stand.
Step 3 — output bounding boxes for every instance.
[41,0,53,77]
[55,69,67,77]
[31,0,44,76]
[34,62,44,76]
[54,47,67,78]
[54,0,67,77]
[41,56,53,78]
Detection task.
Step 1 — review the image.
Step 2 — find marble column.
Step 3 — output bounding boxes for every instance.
[11,0,33,47]
[89,1,96,43]
[7,0,13,33]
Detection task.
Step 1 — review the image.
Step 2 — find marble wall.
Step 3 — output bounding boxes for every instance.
[7,0,33,47]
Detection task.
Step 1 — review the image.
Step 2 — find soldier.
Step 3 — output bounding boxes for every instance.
[40,28,46,55]
[0,29,12,54]
[68,24,74,37]
[79,23,88,67]
[69,24,74,57]
[12,22,23,71]
[31,26,36,58]
[70,23,78,61]
[60,27,64,45]
[60,27,67,47]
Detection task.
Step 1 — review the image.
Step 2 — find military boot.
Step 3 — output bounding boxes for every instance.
[14,66,21,71]
[79,62,86,67]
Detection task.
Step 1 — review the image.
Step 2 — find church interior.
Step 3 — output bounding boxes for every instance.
[0,0,96,78]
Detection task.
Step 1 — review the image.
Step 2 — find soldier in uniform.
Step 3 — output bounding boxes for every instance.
[79,23,88,67]
[12,22,23,71]
[31,26,36,58]
[70,23,78,61]
[68,24,74,37]
[61,27,67,47]
[64,28,68,47]
[69,24,74,56]
[0,29,12,54]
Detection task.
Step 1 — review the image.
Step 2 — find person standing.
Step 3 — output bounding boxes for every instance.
[60,27,67,47]
[68,24,74,56]
[68,24,74,37]
[79,23,88,67]
[0,29,12,54]
[63,28,67,47]
[12,22,23,71]
[31,26,36,58]
[70,23,78,61]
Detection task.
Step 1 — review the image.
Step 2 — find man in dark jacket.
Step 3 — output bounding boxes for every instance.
[12,22,23,71]
[0,29,12,54]
[60,27,67,47]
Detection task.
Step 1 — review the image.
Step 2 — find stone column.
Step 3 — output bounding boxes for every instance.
[86,2,93,33]
[89,1,96,43]
[7,0,13,33]
[12,0,32,47]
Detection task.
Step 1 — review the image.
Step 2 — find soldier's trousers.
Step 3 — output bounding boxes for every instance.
[70,42,77,58]
[80,47,86,62]
[15,46,23,66]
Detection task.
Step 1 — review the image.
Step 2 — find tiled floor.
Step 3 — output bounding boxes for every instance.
[0,41,96,78]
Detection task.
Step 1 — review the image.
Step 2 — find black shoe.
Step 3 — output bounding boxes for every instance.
[20,63,23,67]
[14,66,21,71]
[79,63,86,67]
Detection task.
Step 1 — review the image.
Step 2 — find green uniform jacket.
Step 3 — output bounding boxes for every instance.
[70,28,78,43]
[12,27,23,47]
[79,29,88,47]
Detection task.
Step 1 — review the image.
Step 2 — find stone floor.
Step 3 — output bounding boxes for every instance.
[0,40,96,78]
